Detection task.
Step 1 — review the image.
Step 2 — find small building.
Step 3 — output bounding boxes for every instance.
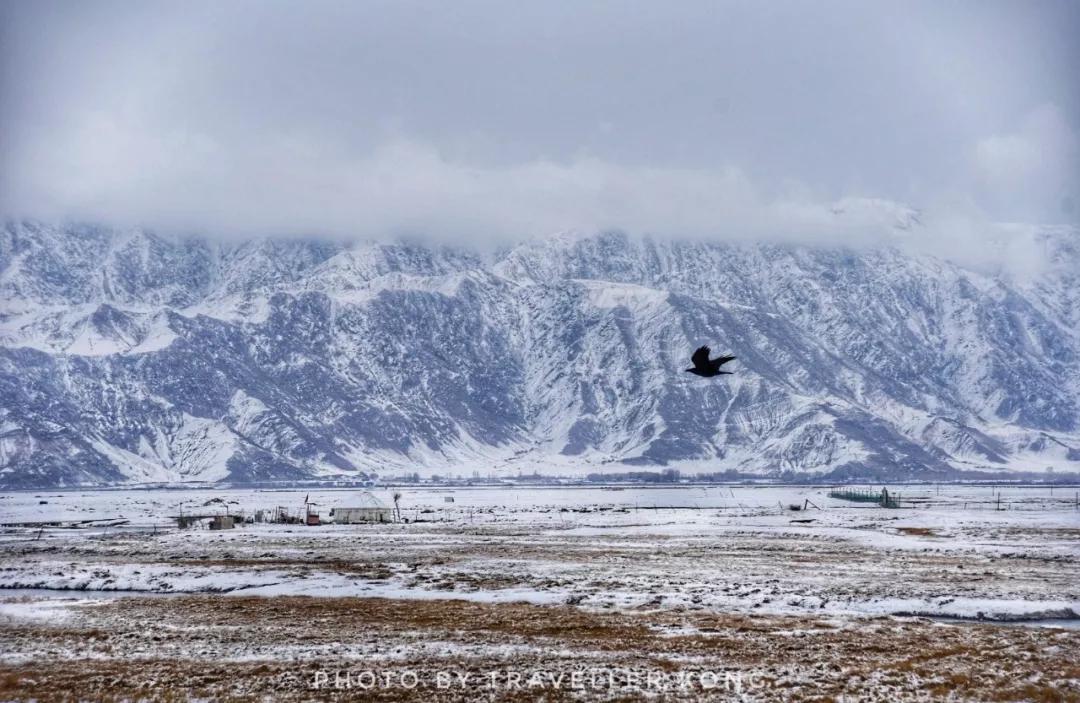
[331,492,393,523]
[209,515,236,530]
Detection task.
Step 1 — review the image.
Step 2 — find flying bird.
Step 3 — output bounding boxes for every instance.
[685,346,736,377]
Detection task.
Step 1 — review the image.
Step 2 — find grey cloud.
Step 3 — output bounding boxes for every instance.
[1,0,1077,247]
[974,104,1080,222]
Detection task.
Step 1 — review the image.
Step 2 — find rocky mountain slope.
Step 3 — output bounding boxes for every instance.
[2,219,1078,487]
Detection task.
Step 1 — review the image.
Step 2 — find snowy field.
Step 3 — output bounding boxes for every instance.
[1,484,1078,701]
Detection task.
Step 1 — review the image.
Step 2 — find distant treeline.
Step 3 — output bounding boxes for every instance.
[585,469,686,483]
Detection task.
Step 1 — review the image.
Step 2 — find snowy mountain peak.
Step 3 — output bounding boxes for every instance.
[1,220,1078,487]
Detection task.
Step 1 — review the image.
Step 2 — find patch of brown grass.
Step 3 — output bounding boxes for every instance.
[178,558,396,579]
[3,596,1079,702]
[896,527,936,537]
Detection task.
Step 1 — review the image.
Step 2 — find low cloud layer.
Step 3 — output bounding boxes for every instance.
[1,1,1077,253]
[974,104,1079,222]
[0,127,919,243]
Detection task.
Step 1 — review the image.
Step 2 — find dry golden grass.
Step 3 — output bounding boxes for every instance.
[2,596,1078,702]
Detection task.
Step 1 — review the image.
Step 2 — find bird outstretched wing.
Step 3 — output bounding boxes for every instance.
[691,346,711,368]
[713,355,736,367]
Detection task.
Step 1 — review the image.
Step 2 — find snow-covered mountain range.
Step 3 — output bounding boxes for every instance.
[2,219,1079,488]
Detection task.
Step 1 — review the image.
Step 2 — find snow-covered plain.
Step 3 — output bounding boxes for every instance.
[1,485,1077,617]
[1,485,1078,700]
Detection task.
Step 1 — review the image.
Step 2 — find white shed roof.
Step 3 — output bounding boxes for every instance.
[343,491,387,509]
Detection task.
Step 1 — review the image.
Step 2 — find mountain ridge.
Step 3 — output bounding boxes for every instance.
[2,219,1078,488]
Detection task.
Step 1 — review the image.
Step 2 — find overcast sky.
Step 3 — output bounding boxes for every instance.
[1,0,1077,247]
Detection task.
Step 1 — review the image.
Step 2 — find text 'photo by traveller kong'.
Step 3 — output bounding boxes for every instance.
[1,1,1079,702]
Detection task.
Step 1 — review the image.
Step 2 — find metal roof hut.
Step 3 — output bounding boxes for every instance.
[331,492,393,524]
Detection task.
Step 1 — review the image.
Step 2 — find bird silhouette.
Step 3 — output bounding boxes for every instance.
[685,345,735,377]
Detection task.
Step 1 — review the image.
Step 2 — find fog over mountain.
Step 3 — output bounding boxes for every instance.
[2,218,1078,487]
